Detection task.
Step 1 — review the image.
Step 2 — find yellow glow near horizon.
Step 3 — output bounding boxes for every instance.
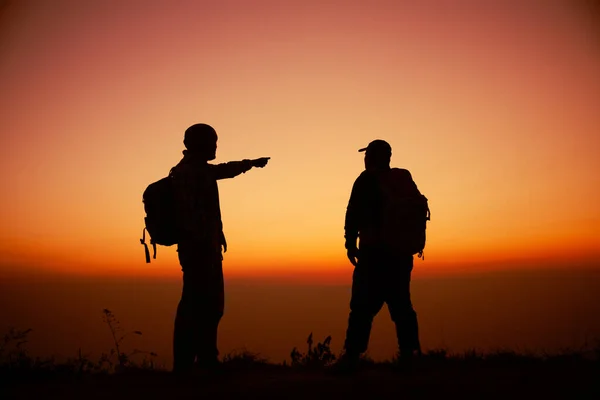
[0,1,599,278]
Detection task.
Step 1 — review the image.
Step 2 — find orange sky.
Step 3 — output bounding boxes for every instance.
[1,0,599,279]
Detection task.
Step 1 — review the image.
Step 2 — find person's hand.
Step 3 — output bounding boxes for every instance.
[220,242,227,261]
[220,232,227,253]
[252,157,270,168]
[347,248,359,267]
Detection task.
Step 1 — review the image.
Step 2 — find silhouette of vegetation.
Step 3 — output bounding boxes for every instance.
[290,333,336,368]
[2,312,599,399]
[0,327,35,371]
[100,308,157,372]
[220,349,271,372]
[0,310,159,378]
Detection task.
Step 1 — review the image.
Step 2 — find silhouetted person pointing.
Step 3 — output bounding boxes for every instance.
[170,123,269,374]
[340,139,426,371]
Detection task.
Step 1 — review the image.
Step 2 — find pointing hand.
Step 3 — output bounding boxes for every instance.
[252,157,270,168]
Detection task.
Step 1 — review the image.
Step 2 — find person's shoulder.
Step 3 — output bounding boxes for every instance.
[387,167,414,182]
[390,167,413,177]
[355,170,374,183]
[388,167,422,195]
[170,159,184,175]
[172,158,209,177]
[357,170,371,179]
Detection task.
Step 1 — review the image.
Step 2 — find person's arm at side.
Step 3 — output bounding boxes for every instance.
[211,157,270,180]
[344,176,363,267]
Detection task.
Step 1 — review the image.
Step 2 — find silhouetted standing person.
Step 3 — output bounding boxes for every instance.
[170,123,269,373]
[341,139,426,370]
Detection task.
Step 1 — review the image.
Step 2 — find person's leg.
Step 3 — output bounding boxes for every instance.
[173,266,198,373]
[385,253,421,358]
[195,257,224,368]
[343,249,385,359]
[173,247,224,372]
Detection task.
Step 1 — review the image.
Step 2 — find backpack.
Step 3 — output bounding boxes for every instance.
[378,169,431,259]
[140,172,178,263]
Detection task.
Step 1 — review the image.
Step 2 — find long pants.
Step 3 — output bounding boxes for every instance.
[344,246,420,357]
[173,245,224,372]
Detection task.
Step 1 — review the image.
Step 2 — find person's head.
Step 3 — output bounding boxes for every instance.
[184,123,217,160]
[358,139,392,171]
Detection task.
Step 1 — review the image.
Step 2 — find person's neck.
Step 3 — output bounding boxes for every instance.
[182,149,209,163]
[366,165,390,172]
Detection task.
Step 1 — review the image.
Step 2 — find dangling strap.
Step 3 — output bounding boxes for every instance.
[419,195,429,261]
[140,228,151,263]
[151,240,157,260]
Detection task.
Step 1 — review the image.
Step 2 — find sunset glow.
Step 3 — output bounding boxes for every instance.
[1,0,599,279]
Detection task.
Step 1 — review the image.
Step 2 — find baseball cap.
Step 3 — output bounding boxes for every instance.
[358,139,392,155]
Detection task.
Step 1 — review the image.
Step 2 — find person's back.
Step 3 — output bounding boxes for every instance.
[340,139,424,372]
[352,167,422,250]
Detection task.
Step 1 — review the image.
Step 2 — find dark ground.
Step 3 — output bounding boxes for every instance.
[2,356,599,400]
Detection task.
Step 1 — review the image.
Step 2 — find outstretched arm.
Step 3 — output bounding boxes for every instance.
[211,157,270,180]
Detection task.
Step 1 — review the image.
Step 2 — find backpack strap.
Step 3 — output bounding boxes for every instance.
[140,228,151,263]
[418,196,430,260]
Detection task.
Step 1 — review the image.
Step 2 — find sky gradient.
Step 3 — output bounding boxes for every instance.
[1,0,599,279]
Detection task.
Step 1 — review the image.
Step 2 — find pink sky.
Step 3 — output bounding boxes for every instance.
[0,0,598,278]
